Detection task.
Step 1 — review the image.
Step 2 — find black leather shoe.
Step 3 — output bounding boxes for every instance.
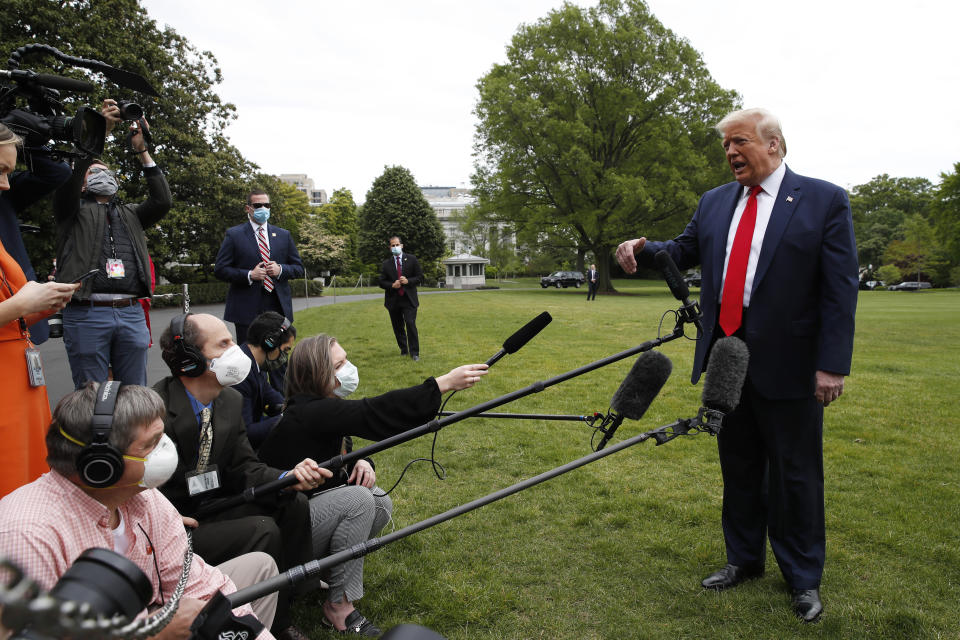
[792,588,823,623]
[321,610,381,636]
[701,563,764,590]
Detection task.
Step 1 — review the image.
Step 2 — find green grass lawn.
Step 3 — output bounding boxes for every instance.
[289,284,960,639]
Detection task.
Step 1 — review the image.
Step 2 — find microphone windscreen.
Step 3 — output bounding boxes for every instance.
[654,250,690,301]
[702,337,749,413]
[610,350,672,420]
[502,311,552,354]
[35,73,95,93]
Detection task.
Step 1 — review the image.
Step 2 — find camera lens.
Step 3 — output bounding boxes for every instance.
[117,100,144,120]
[48,312,63,339]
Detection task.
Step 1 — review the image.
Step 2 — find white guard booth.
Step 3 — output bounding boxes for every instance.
[442,254,490,289]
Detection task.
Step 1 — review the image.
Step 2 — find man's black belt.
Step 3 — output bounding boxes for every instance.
[70,298,140,308]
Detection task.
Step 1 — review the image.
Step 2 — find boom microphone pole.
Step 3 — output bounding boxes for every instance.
[225,352,752,610]
[196,323,689,519]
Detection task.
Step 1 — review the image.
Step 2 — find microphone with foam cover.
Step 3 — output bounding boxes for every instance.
[702,337,749,413]
[0,70,95,93]
[597,350,672,450]
[485,311,552,366]
[654,250,703,335]
[696,337,749,435]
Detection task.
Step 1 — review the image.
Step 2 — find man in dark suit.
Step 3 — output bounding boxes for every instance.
[155,312,329,640]
[235,311,291,448]
[616,108,857,623]
[378,235,424,360]
[214,189,304,344]
[586,263,598,300]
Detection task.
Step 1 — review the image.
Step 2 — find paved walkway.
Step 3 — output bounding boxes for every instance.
[37,288,474,410]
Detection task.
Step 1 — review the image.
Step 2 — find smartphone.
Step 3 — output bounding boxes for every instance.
[71,269,100,284]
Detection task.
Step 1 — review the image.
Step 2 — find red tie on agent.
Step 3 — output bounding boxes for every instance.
[719,185,762,336]
[258,227,274,293]
[396,256,405,296]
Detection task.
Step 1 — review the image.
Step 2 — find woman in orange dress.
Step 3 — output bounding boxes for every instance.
[0,125,78,497]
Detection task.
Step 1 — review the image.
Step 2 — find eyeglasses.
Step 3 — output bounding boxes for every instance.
[249,202,270,209]
[87,166,116,177]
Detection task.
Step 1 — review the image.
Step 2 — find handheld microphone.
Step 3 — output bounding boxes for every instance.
[654,250,703,335]
[485,311,552,366]
[597,350,672,450]
[698,337,749,434]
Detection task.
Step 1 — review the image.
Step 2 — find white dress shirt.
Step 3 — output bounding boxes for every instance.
[719,161,787,307]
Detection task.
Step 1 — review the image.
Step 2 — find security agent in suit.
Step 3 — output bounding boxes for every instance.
[586,263,598,300]
[378,236,424,360]
[214,189,304,345]
[154,312,330,638]
[616,108,858,623]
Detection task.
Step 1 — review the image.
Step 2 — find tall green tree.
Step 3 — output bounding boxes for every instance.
[930,163,960,271]
[317,188,359,262]
[2,0,258,280]
[849,174,935,270]
[472,0,738,291]
[357,166,445,268]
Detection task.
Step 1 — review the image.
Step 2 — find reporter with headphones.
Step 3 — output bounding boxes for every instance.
[0,381,281,640]
[233,311,293,448]
[154,312,329,640]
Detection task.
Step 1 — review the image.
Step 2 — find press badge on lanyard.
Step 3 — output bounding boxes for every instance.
[186,465,221,496]
[26,346,45,387]
[106,258,125,278]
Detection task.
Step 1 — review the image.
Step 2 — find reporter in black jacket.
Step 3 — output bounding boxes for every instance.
[257,334,487,635]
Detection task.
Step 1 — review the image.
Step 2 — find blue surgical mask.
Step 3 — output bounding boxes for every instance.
[252,206,270,225]
[390,246,402,256]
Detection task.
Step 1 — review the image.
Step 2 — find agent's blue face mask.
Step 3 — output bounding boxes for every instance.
[252,205,270,224]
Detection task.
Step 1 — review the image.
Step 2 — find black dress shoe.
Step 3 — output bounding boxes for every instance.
[792,588,823,623]
[701,563,764,590]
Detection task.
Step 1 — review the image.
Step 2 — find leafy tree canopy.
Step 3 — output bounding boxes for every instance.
[2,0,260,280]
[357,165,445,266]
[472,0,738,290]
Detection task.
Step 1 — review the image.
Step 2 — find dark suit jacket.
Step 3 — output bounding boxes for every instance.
[153,376,283,517]
[379,251,423,309]
[233,344,284,445]
[640,166,858,400]
[214,222,304,324]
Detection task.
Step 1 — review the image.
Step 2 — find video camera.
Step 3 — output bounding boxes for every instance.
[0,43,157,159]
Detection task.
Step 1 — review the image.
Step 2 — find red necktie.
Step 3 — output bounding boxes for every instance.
[258,227,274,292]
[719,185,762,336]
[396,256,405,296]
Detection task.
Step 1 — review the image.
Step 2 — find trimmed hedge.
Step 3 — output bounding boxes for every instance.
[150,279,324,308]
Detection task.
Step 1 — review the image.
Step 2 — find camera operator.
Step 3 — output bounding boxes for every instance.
[0,124,79,499]
[0,122,72,345]
[0,384,279,639]
[53,98,171,389]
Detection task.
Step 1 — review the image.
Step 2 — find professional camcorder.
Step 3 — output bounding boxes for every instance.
[0,43,157,159]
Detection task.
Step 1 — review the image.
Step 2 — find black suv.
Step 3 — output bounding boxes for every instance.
[540,271,585,288]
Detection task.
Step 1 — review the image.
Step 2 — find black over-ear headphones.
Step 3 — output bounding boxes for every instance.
[163,313,207,377]
[262,317,292,351]
[75,380,125,488]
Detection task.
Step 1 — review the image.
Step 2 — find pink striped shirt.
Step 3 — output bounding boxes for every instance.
[0,471,273,638]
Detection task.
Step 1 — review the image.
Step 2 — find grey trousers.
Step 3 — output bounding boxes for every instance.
[309,485,393,603]
[218,551,278,630]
